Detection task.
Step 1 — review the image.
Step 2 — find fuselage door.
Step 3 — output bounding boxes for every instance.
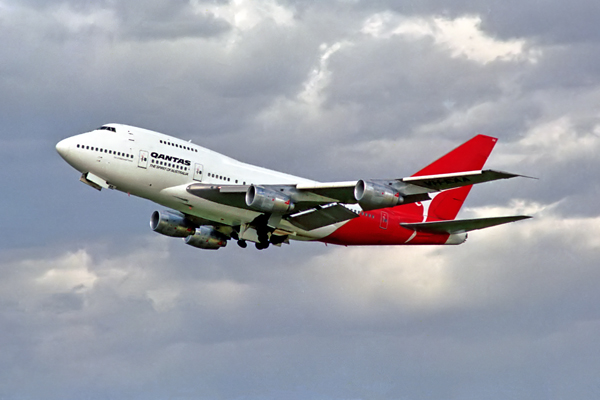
[193,163,204,182]
[380,211,389,229]
[138,150,149,169]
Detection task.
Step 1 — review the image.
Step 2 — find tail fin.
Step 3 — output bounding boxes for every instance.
[412,135,498,221]
[412,135,498,177]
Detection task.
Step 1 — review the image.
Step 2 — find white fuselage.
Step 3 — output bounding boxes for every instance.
[56,124,339,241]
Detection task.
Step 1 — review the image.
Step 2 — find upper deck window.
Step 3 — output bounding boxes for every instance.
[98,126,117,132]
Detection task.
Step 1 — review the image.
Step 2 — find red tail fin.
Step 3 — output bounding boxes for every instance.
[412,135,498,177]
[412,135,498,221]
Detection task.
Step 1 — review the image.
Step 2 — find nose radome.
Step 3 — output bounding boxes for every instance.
[56,138,70,159]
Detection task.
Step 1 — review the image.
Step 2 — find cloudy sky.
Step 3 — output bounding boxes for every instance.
[2,0,600,398]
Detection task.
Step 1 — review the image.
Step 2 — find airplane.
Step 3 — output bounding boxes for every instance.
[56,124,531,250]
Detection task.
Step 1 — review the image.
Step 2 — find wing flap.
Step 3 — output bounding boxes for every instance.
[287,204,359,231]
[186,183,248,208]
[400,215,532,234]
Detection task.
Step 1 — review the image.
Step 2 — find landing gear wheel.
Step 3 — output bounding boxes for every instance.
[255,242,270,250]
[237,239,247,248]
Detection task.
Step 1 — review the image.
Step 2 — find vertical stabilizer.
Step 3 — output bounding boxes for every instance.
[412,135,498,177]
[411,135,498,221]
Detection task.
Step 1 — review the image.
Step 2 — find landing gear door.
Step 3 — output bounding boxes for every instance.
[138,150,149,169]
[193,163,204,182]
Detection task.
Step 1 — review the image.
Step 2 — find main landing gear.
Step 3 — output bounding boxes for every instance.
[233,214,287,250]
[235,238,269,250]
[255,241,269,250]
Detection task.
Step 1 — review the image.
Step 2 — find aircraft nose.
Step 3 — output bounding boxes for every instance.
[56,138,70,159]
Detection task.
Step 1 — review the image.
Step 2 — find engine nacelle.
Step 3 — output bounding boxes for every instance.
[150,210,195,238]
[245,185,294,213]
[184,226,227,250]
[354,180,403,210]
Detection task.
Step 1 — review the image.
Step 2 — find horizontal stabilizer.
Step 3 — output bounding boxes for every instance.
[400,215,532,234]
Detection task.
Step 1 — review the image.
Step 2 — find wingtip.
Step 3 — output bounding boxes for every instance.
[514,215,533,221]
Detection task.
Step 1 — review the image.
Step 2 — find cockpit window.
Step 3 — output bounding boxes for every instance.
[98,126,117,132]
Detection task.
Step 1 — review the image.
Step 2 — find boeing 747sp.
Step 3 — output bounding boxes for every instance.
[56,124,530,250]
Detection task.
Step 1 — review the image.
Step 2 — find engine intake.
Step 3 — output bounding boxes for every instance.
[245,185,294,213]
[354,180,403,210]
[150,210,195,237]
[184,226,227,250]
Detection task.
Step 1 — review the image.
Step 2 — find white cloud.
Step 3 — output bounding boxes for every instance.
[363,13,539,64]
[298,41,350,109]
[304,246,459,314]
[465,199,555,219]
[519,116,600,162]
[253,40,356,143]
[32,250,97,293]
[197,0,294,31]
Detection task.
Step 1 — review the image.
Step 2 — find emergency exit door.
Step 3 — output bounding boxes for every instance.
[193,163,204,181]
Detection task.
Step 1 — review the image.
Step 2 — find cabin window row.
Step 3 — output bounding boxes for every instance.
[207,173,247,185]
[76,144,133,159]
[159,139,198,152]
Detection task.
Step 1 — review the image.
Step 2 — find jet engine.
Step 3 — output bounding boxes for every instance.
[150,210,195,237]
[245,185,294,213]
[354,180,404,210]
[184,226,228,250]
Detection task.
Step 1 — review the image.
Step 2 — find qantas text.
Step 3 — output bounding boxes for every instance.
[150,152,191,166]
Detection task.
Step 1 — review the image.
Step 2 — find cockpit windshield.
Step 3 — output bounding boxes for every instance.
[98,126,117,132]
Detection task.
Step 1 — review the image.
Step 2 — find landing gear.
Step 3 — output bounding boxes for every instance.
[255,241,270,250]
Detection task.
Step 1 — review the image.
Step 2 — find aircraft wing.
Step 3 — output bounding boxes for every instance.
[186,169,525,213]
[294,169,524,201]
[400,215,532,234]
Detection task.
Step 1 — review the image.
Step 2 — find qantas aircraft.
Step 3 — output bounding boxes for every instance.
[56,124,530,250]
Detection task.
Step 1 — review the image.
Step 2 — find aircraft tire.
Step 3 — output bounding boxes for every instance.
[255,242,269,250]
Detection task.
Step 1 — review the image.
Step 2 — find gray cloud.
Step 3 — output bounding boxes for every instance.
[2,0,600,398]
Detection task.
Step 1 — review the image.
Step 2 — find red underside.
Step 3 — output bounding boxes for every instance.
[320,206,451,246]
